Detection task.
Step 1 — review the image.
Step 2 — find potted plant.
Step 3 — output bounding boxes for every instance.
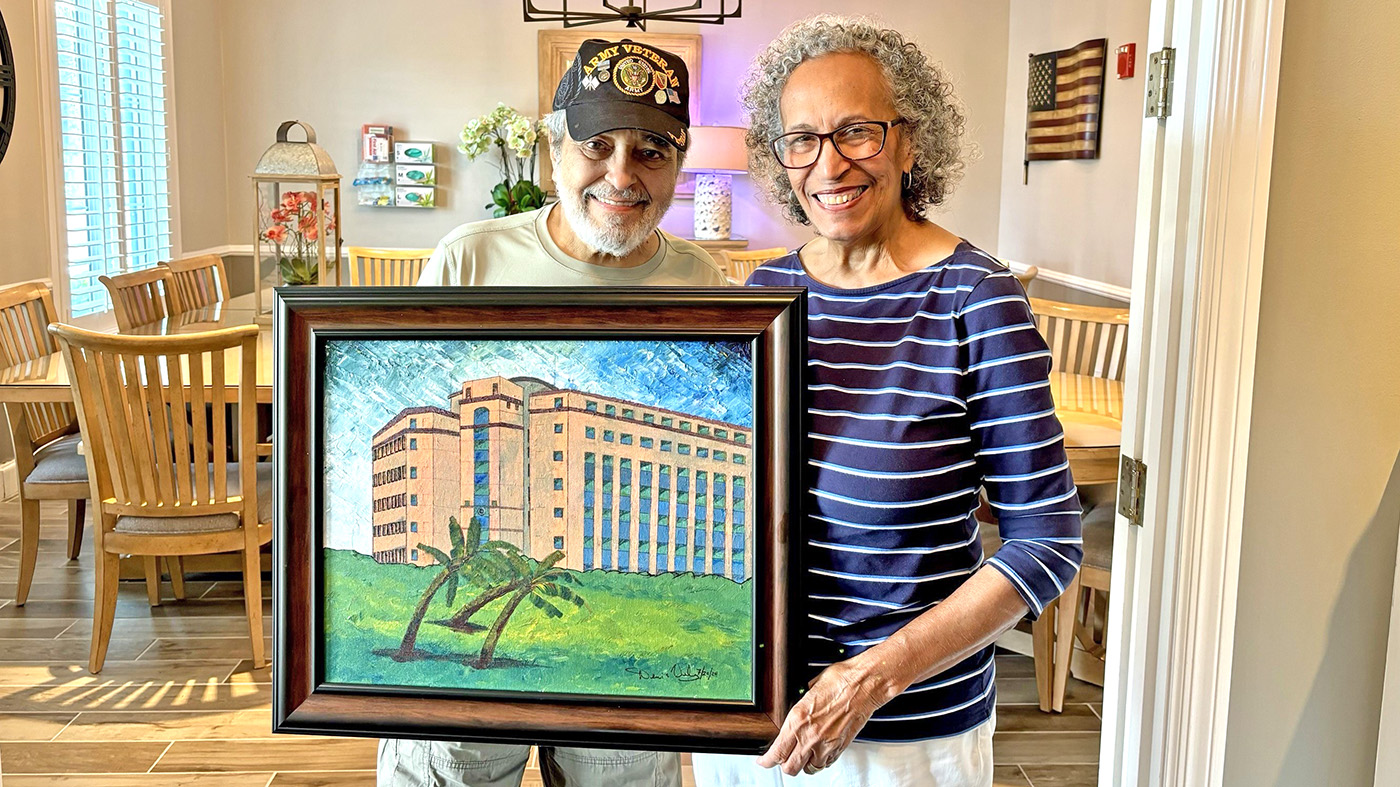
[458,104,547,217]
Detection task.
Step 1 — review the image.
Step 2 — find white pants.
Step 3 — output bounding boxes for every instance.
[377,739,682,787]
[692,715,994,787]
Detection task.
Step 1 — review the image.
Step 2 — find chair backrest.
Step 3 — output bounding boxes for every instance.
[1014,265,1040,293]
[345,247,434,286]
[99,267,172,330]
[48,323,259,526]
[717,247,790,283]
[162,254,230,313]
[0,281,78,450]
[1029,297,1132,381]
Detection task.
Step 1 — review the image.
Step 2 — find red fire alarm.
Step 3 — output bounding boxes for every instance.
[1117,44,1136,79]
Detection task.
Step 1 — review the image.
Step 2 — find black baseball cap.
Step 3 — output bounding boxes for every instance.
[552,38,691,151]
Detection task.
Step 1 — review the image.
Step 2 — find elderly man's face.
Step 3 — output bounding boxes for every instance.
[779,52,914,244]
[552,128,680,257]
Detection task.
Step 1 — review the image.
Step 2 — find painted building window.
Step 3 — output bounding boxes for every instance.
[554,508,564,518]
[409,418,417,428]
[698,425,710,436]
[473,407,490,543]
[715,450,726,461]
[553,450,564,461]
[716,428,728,439]
[601,455,614,569]
[411,549,418,561]
[674,468,690,571]
[620,434,633,446]
[409,467,417,479]
[681,421,692,431]
[736,433,747,444]
[678,444,691,456]
[623,408,634,419]
[661,440,672,452]
[410,438,418,450]
[638,461,653,573]
[694,471,708,574]
[643,413,655,423]
[410,494,418,506]
[640,437,654,449]
[697,447,709,458]
[732,476,746,580]
[554,423,563,433]
[586,426,596,439]
[410,522,418,533]
[583,452,596,568]
[555,397,564,408]
[712,474,727,575]
[617,458,631,571]
[554,536,565,550]
[586,401,598,411]
[605,404,616,416]
[603,430,614,443]
[662,417,673,427]
[657,464,670,568]
[553,477,563,490]
[734,454,746,465]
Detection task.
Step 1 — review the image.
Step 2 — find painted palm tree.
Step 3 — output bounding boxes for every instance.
[394,516,515,660]
[473,549,585,669]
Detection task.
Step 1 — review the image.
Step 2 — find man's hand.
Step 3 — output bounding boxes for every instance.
[756,654,898,776]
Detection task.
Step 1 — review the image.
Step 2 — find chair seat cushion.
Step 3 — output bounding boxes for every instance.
[113,462,272,534]
[23,434,88,485]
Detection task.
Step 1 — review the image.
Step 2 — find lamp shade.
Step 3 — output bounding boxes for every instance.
[681,125,749,174]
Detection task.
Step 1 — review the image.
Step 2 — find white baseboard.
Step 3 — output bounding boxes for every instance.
[0,460,17,501]
[1002,259,1132,304]
[996,627,1107,687]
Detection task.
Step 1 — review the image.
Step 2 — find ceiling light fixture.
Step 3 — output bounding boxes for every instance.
[522,1,741,32]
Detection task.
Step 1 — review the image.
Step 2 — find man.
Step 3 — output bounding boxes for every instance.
[378,39,723,787]
[414,39,722,289]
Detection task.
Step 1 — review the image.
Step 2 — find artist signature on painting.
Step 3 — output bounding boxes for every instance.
[625,663,719,683]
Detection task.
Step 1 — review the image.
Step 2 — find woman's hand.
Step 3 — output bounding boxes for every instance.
[757,652,903,776]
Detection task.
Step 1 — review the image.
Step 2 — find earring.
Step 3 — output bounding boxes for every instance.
[901,171,913,191]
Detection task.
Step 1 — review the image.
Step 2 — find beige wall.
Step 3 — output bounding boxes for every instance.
[996,0,1149,287]
[204,1,1011,255]
[168,0,229,253]
[1222,0,1400,783]
[0,0,58,287]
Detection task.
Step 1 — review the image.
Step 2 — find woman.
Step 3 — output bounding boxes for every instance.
[694,16,1083,787]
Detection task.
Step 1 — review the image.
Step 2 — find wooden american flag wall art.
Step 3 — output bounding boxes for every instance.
[1024,38,1108,183]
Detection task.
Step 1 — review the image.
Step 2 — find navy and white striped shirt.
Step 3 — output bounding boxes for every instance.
[749,242,1083,742]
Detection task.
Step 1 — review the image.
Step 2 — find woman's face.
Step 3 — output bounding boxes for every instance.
[778,52,914,245]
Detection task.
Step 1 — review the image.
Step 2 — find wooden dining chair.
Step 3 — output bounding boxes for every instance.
[1029,297,1132,381]
[1014,265,1040,293]
[99,267,173,330]
[716,247,790,285]
[0,281,89,604]
[49,322,270,673]
[162,254,230,314]
[345,247,434,286]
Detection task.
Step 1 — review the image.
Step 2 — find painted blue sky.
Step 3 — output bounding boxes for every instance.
[321,338,755,553]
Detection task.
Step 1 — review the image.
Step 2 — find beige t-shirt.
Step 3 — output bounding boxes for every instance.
[417,204,726,286]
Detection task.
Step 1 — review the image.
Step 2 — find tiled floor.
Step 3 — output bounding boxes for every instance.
[0,498,1100,785]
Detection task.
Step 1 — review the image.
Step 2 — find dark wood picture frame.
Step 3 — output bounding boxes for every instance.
[273,286,806,753]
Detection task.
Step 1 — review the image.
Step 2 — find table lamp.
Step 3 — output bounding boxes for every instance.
[681,126,749,241]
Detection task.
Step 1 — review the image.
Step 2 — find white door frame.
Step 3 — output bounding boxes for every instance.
[1376,536,1400,784]
[1102,0,1287,784]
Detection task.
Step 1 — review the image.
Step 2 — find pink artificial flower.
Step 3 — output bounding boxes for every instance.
[264,224,288,243]
[270,208,291,223]
[303,225,319,242]
[295,192,316,206]
[280,193,298,209]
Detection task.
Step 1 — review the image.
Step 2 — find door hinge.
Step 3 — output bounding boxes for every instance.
[1145,47,1176,119]
[1118,455,1147,527]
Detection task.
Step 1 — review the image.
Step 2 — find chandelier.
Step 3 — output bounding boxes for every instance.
[522,1,742,31]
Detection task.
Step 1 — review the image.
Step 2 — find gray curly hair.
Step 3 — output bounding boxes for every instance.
[741,15,966,225]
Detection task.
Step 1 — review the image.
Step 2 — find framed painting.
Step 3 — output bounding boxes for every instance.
[537,29,702,197]
[273,286,806,753]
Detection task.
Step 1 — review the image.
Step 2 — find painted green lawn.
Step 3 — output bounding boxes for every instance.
[322,549,754,701]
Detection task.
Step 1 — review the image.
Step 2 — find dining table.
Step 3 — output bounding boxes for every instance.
[1050,371,1124,486]
[0,292,273,405]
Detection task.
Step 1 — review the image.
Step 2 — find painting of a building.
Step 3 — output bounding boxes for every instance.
[369,375,753,581]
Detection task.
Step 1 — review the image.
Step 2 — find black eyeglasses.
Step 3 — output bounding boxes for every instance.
[769,119,907,170]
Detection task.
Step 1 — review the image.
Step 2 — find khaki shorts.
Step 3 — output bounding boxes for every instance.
[377,738,682,787]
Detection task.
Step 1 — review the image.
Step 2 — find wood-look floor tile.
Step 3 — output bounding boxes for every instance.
[993,732,1100,764]
[995,653,1036,678]
[0,617,80,637]
[0,679,270,713]
[200,581,273,600]
[995,704,1101,733]
[1089,703,1101,718]
[0,637,153,662]
[997,677,1103,704]
[994,764,1033,787]
[153,738,378,772]
[62,615,271,639]
[2,774,275,786]
[0,712,76,741]
[139,637,270,661]
[0,659,243,686]
[226,658,271,684]
[57,709,276,741]
[1020,763,1100,786]
[268,772,376,786]
[0,740,171,773]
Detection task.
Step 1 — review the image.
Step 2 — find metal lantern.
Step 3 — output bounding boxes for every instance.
[251,120,342,313]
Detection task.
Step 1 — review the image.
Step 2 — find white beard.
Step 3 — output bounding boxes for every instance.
[558,184,671,258]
